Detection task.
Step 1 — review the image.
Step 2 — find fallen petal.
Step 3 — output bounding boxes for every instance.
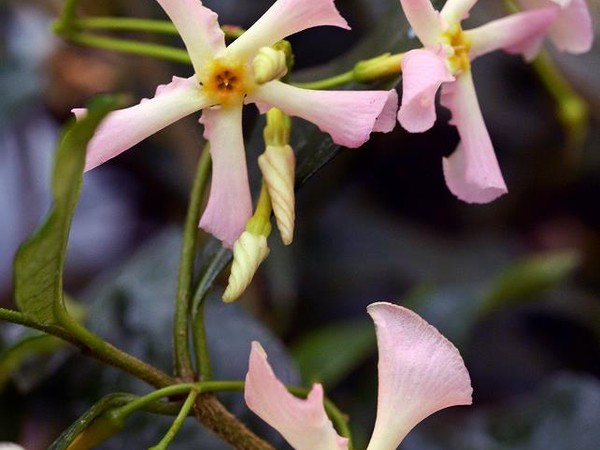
[366,302,472,450]
[244,342,348,450]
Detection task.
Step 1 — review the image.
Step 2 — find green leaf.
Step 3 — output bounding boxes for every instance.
[479,249,581,318]
[13,95,122,326]
[292,319,376,389]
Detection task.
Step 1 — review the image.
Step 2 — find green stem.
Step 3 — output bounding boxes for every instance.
[112,381,244,422]
[59,306,174,388]
[63,32,191,64]
[292,70,355,90]
[54,0,79,34]
[1,307,173,388]
[530,50,589,142]
[75,17,245,40]
[193,301,213,381]
[76,17,177,34]
[149,389,199,450]
[174,146,212,381]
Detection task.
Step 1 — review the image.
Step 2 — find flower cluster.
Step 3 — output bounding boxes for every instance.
[78,0,592,245]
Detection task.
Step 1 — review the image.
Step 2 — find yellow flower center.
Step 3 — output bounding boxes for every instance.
[202,58,254,107]
[443,25,471,74]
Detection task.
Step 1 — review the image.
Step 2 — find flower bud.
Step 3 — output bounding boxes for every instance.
[258,145,296,245]
[252,47,288,84]
[223,231,270,303]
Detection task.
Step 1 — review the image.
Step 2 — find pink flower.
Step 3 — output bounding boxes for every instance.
[397,0,560,203]
[244,302,473,450]
[516,0,593,53]
[78,0,397,247]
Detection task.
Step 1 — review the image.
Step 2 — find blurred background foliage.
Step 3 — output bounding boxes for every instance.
[1,0,600,448]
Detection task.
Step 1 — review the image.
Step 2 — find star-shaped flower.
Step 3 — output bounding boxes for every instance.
[78,0,397,247]
[397,0,560,203]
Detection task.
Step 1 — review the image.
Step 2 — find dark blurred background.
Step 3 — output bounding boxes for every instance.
[1,0,600,448]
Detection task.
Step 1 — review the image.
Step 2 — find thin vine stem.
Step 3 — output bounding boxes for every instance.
[76,17,178,34]
[292,70,355,90]
[63,32,191,64]
[0,307,174,388]
[174,145,212,381]
[149,389,199,450]
[193,301,213,381]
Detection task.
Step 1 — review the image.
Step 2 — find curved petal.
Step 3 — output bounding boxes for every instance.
[80,76,207,171]
[440,0,477,24]
[199,105,252,248]
[525,0,594,53]
[365,302,472,450]
[226,0,349,60]
[248,81,396,148]
[466,7,558,61]
[440,71,508,203]
[244,342,348,450]
[397,49,454,133]
[399,0,443,47]
[156,0,225,72]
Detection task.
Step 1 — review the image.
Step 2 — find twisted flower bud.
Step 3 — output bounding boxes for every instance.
[258,145,296,245]
[222,184,272,303]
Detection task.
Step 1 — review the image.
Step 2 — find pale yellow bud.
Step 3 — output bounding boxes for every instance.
[223,231,270,303]
[252,47,288,84]
[258,145,295,245]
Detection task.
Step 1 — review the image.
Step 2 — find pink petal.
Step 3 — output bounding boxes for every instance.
[80,76,207,171]
[397,49,454,133]
[244,342,348,450]
[365,302,472,450]
[199,106,252,248]
[373,90,400,133]
[466,7,559,61]
[440,0,477,24]
[440,72,508,203]
[226,0,349,60]
[156,0,225,71]
[398,0,443,47]
[518,0,594,53]
[247,81,397,148]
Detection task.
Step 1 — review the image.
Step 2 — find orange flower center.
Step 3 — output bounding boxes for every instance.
[202,58,254,107]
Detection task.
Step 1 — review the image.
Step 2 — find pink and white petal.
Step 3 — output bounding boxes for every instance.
[440,0,477,24]
[365,302,472,450]
[373,90,399,133]
[247,81,395,148]
[397,49,454,133]
[226,0,349,61]
[156,0,224,72]
[547,0,593,53]
[398,0,443,47]
[440,72,508,203]
[81,75,207,171]
[199,105,252,248]
[466,7,559,61]
[244,342,348,450]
